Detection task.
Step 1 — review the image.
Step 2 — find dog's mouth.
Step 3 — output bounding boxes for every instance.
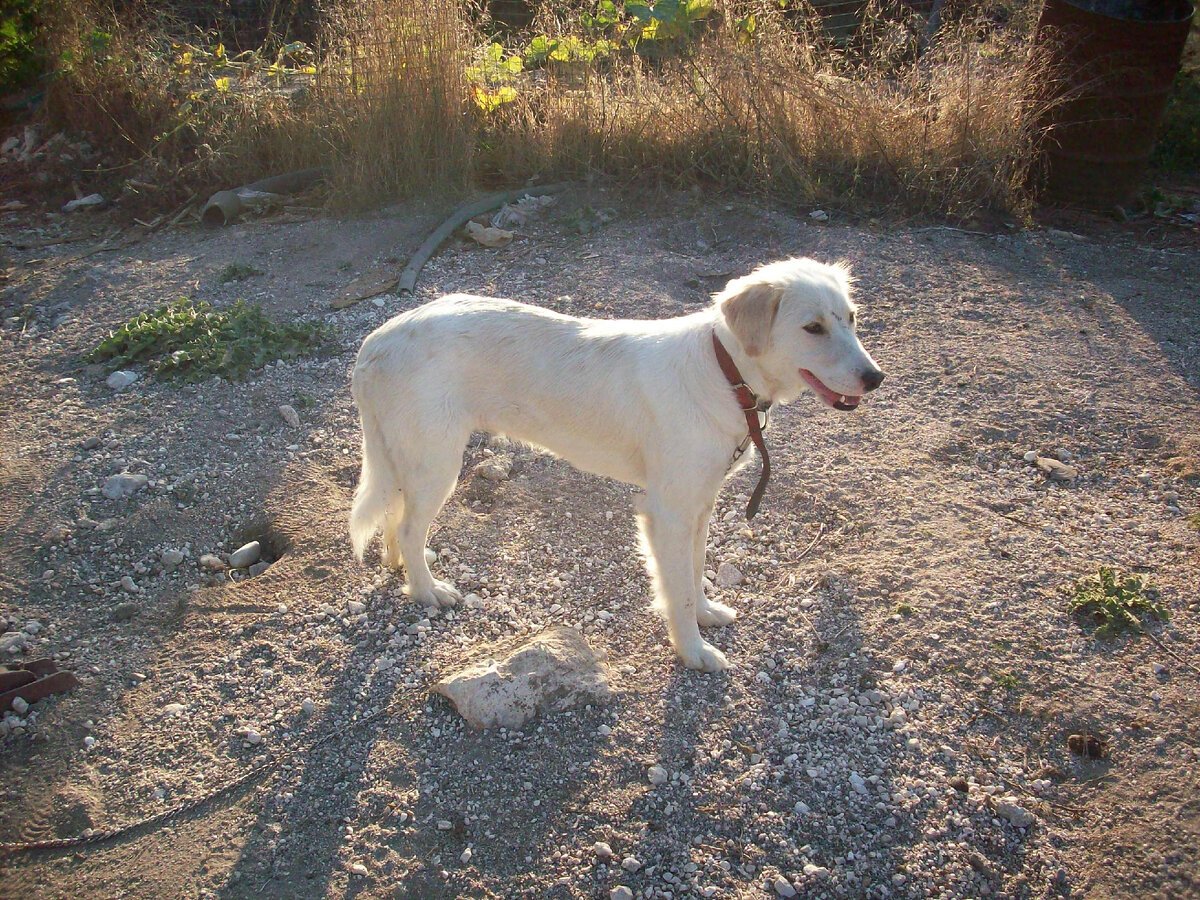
[799,369,861,411]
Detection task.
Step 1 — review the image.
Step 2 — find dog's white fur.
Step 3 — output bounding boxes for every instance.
[349,257,883,671]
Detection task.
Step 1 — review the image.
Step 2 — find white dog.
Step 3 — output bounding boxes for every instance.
[349,258,884,671]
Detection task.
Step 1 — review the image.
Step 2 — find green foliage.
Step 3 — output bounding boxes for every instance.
[218,262,262,283]
[0,0,42,90]
[1067,567,1168,638]
[466,42,524,111]
[993,672,1019,691]
[625,0,714,43]
[90,298,328,382]
[218,262,263,283]
[1154,69,1200,172]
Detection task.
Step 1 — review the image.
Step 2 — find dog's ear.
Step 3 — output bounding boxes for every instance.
[720,281,782,357]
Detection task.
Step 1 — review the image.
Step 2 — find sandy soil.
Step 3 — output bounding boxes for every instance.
[0,186,1197,900]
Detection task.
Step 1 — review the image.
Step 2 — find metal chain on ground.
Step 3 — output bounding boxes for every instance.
[0,701,394,856]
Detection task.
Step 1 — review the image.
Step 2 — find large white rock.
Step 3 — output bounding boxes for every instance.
[434,626,611,730]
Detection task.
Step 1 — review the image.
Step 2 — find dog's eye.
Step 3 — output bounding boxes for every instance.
[803,322,825,335]
[848,311,857,326]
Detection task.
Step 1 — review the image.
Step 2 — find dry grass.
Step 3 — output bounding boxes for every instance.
[39,0,1051,220]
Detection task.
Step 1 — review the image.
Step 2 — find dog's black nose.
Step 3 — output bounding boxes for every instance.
[861,368,885,392]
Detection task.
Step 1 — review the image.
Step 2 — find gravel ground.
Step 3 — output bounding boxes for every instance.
[0,186,1197,900]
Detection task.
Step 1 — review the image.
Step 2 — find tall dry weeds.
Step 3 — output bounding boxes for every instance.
[38,0,1050,220]
[316,0,474,208]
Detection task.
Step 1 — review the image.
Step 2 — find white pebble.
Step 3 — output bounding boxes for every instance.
[594,841,613,859]
[647,764,668,786]
[611,888,634,900]
[892,659,908,674]
[774,875,798,897]
[460,847,472,864]
[11,697,29,715]
[348,862,368,877]
[621,856,641,872]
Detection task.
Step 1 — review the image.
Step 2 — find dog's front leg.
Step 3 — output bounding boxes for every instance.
[639,494,730,673]
[693,503,737,628]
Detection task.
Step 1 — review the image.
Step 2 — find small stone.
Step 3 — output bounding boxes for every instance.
[995,797,1035,828]
[11,697,29,715]
[101,473,148,500]
[594,841,614,859]
[948,776,969,792]
[1035,457,1078,482]
[111,601,140,622]
[892,659,908,674]
[278,404,301,428]
[83,735,96,750]
[347,600,366,615]
[803,863,830,879]
[1057,448,1073,462]
[119,575,136,592]
[62,193,105,213]
[621,856,641,872]
[161,549,185,568]
[22,621,41,636]
[611,888,634,900]
[809,209,829,222]
[162,703,186,717]
[249,561,271,578]
[1023,450,1039,463]
[105,370,138,391]
[82,437,102,450]
[647,764,668,786]
[199,554,226,572]
[1,632,26,654]
[473,455,512,482]
[301,699,316,714]
[348,862,369,877]
[244,729,262,745]
[460,847,472,864]
[597,724,612,736]
[716,562,744,587]
[1152,662,1167,676]
[774,875,798,897]
[229,541,261,568]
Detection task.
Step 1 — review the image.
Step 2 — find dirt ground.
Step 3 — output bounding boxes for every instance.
[0,185,1198,900]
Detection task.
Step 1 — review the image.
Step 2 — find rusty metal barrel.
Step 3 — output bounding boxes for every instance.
[1032,0,1194,207]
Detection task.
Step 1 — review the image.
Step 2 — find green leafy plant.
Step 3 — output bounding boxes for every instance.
[1068,567,1169,638]
[0,0,43,90]
[993,672,1019,691]
[625,0,714,44]
[90,298,328,382]
[218,262,263,283]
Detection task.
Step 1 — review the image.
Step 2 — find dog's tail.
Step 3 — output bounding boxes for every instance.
[349,404,400,562]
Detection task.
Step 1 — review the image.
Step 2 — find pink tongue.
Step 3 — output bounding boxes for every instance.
[800,369,858,407]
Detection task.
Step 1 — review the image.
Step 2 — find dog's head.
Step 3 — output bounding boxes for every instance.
[717,257,885,409]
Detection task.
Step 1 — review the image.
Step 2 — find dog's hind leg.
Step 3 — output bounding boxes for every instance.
[693,503,737,628]
[394,434,465,608]
[638,493,730,672]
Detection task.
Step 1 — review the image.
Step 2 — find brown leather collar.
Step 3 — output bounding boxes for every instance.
[712,331,771,519]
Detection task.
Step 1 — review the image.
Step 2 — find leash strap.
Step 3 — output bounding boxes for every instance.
[711,332,771,519]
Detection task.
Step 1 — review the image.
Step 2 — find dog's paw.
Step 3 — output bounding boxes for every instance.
[405,579,461,608]
[677,640,731,673]
[696,599,737,628]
